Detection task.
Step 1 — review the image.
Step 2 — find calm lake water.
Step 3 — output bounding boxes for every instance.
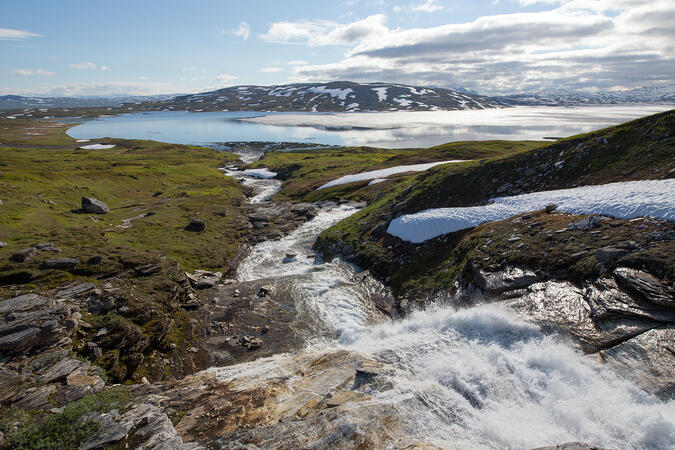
[67,105,673,148]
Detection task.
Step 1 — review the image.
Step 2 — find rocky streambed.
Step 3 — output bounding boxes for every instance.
[1,163,674,449]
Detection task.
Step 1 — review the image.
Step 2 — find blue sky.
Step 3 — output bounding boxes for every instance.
[2,0,673,96]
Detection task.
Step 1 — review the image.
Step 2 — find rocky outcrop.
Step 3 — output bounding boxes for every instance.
[81,197,109,214]
[185,218,207,232]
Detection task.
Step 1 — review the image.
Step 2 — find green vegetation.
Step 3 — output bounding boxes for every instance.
[0,387,131,450]
[251,140,543,202]
[0,118,245,280]
[317,109,675,295]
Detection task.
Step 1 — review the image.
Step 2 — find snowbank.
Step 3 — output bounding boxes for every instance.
[80,143,115,149]
[318,160,467,190]
[387,179,675,243]
[243,168,277,179]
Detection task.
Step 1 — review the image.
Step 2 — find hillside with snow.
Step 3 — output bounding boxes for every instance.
[160,81,501,112]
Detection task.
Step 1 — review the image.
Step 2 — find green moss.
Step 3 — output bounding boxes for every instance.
[0,387,131,450]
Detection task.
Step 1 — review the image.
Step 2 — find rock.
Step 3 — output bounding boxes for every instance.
[239,335,262,350]
[0,241,6,248]
[342,244,354,256]
[39,357,89,384]
[81,197,109,214]
[284,253,297,260]
[186,270,221,289]
[78,410,129,450]
[532,443,609,450]
[497,182,513,193]
[568,216,602,231]
[57,282,95,298]
[184,218,206,232]
[545,203,558,213]
[87,255,103,264]
[134,263,161,276]
[258,285,274,297]
[35,242,54,250]
[10,247,38,262]
[474,267,541,294]
[0,327,40,353]
[42,258,79,270]
[595,247,628,264]
[613,267,674,308]
[0,293,50,314]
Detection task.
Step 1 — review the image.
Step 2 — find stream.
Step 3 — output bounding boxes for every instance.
[221,167,675,449]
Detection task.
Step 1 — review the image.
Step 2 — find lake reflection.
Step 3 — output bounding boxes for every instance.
[67,105,673,149]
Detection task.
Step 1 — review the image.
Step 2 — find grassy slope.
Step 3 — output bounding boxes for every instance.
[250,140,544,203]
[316,109,675,295]
[0,119,245,278]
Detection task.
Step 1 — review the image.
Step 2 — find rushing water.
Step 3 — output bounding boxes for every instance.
[67,105,674,149]
[222,163,675,449]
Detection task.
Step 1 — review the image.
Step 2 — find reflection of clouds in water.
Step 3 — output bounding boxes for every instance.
[69,105,674,149]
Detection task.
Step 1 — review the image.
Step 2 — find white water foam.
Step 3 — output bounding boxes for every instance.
[340,304,675,449]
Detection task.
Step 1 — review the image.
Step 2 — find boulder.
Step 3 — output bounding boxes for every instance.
[613,267,674,308]
[186,270,221,289]
[545,203,558,213]
[10,247,38,263]
[595,247,628,264]
[567,216,602,231]
[82,197,109,214]
[42,258,79,270]
[184,218,206,232]
[0,293,50,314]
[474,267,541,294]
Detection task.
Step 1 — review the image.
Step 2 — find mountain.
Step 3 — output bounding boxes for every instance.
[0,94,176,110]
[497,86,675,106]
[159,81,502,112]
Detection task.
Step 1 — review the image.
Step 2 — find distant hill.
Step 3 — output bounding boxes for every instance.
[0,94,175,110]
[161,81,502,112]
[497,86,675,106]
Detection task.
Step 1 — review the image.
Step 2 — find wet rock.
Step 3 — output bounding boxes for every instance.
[258,285,274,297]
[239,335,263,350]
[474,267,541,294]
[613,267,674,308]
[545,203,558,213]
[595,247,628,264]
[82,197,109,214]
[532,443,609,450]
[10,247,38,262]
[42,257,79,270]
[185,218,207,232]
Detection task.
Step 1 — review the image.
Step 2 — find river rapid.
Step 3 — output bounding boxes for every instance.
[218,168,675,449]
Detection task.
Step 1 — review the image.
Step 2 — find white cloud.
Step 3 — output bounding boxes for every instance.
[260,67,282,73]
[261,14,388,46]
[222,22,250,40]
[392,6,402,12]
[287,60,309,66]
[0,28,42,40]
[411,1,444,13]
[234,22,251,40]
[69,62,97,70]
[182,66,198,72]
[139,76,148,80]
[216,73,238,84]
[100,65,110,71]
[11,68,54,76]
[289,0,675,93]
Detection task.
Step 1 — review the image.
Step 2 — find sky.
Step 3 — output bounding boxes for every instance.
[1,0,673,97]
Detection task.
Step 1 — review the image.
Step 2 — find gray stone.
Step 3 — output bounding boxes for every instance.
[81,197,109,214]
[10,247,38,262]
[42,258,79,270]
[545,203,558,213]
[57,283,95,298]
[39,357,89,384]
[532,443,609,450]
[595,247,628,264]
[0,327,40,353]
[474,267,541,294]
[568,217,602,231]
[0,293,50,314]
[613,267,674,308]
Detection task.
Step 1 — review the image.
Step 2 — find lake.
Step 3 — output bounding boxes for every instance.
[67,105,674,149]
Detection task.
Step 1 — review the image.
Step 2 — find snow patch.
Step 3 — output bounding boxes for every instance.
[388,179,675,243]
[368,178,387,186]
[318,160,468,190]
[306,86,354,100]
[372,87,388,102]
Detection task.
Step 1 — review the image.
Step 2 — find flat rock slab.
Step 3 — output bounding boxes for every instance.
[0,293,50,314]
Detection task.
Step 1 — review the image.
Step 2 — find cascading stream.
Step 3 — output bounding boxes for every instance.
[222,167,675,449]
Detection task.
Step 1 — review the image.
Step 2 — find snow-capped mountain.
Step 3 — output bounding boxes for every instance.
[163,81,501,112]
[497,86,675,106]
